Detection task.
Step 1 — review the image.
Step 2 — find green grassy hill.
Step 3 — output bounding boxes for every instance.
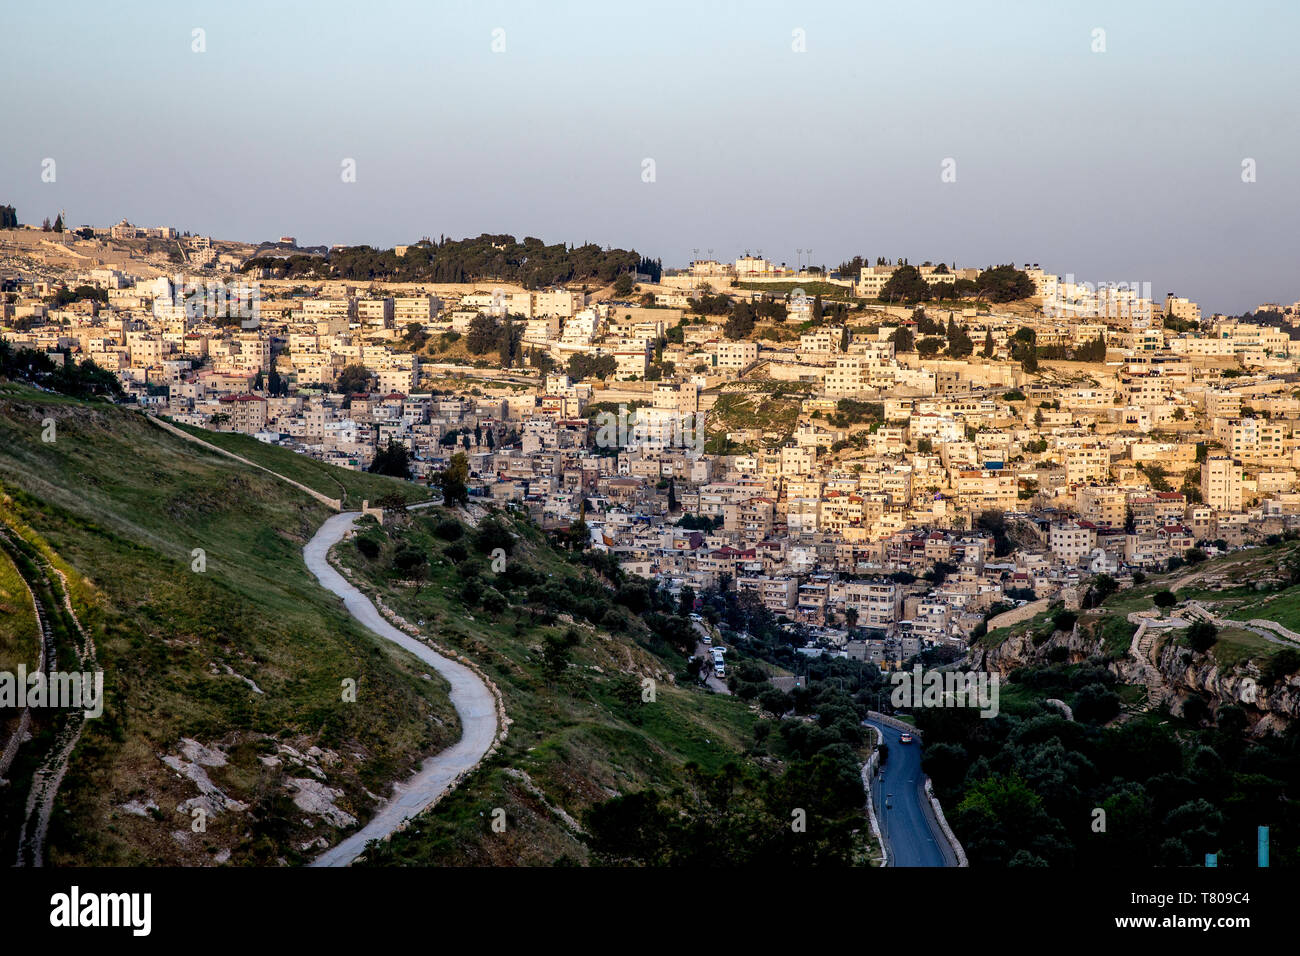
[0,383,454,865]
[334,506,876,866]
[0,381,871,867]
[334,508,759,864]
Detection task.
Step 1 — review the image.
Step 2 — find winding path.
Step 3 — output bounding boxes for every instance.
[304,511,499,867]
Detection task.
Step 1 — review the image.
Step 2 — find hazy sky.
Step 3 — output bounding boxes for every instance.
[3,0,1297,314]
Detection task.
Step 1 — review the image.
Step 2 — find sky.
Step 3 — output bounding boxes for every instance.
[2,0,1297,315]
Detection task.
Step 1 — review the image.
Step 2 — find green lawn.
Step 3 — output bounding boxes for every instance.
[335,508,760,865]
[0,386,457,865]
[168,419,433,508]
[0,539,39,674]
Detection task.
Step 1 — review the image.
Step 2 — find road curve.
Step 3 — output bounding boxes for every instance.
[305,511,499,867]
[866,721,957,867]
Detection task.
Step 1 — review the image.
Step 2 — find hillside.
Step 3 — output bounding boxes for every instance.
[0,383,871,866]
[0,383,454,865]
[332,506,876,865]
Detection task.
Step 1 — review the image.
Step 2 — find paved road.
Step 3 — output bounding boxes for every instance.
[866,721,956,868]
[691,622,730,694]
[305,511,499,867]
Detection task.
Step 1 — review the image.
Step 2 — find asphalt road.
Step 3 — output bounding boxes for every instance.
[691,621,730,694]
[304,511,499,867]
[867,721,957,868]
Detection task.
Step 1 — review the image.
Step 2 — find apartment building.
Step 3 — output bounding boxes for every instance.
[1202,455,1244,512]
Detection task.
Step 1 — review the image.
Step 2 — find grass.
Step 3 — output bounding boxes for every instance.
[167,419,432,508]
[1227,588,1300,633]
[336,507,760,865]
[707,389,803,447]
[0,383,457,865]
[1166,624,1286,669]
[0,538,38,674]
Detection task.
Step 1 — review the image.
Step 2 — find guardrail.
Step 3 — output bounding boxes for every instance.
[866,710,922,740]
[925,779,969,867]
[861,723,888,868]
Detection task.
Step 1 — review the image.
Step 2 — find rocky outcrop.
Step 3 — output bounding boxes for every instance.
[969,615,1300,734]
[1154,638,1300,729]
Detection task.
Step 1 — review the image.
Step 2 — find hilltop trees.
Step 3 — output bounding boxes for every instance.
[878,265,934,303]
[242,234,659,288]
[975,265,1035,302]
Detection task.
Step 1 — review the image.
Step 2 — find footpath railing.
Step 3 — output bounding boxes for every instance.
[861,723,888,868]
[866,711,970,866]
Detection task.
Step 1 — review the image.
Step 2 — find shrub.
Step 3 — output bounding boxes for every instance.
[1186,620,1218,653]
[434,518,463,541]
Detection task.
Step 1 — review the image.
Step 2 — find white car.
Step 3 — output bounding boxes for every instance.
[900,733,913,744]
[702,635,711,644]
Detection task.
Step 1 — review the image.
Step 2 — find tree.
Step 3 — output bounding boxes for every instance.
[983,328,995,358]
[368,438,412,479]
[567,353,616,381]
[466,314,501,355]
[525,348,554,375]
[724,301,755,340]
[890,326,914,352]
[1152,590,1177,611]
[613,273,634,297]
[916,336,944,357]
[975,265,1034,303]
[498,315,522,367]
[946,318,974,358]
[878,265,933,303]
[53,213,63,233]
[1186,620,1218,653]
[436,451,470,505]
[337,363,372,395]
[679,585,696,617]
[1021,344,1039,373]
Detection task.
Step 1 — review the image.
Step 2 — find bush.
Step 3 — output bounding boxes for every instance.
[355,536,381,559]
[1074,683,1121,724]
[1261,648,1300,684]
[1186,620,1218,653]
[393,546,426,574]
[434,518,463,541]
[1052,610,1078,633]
